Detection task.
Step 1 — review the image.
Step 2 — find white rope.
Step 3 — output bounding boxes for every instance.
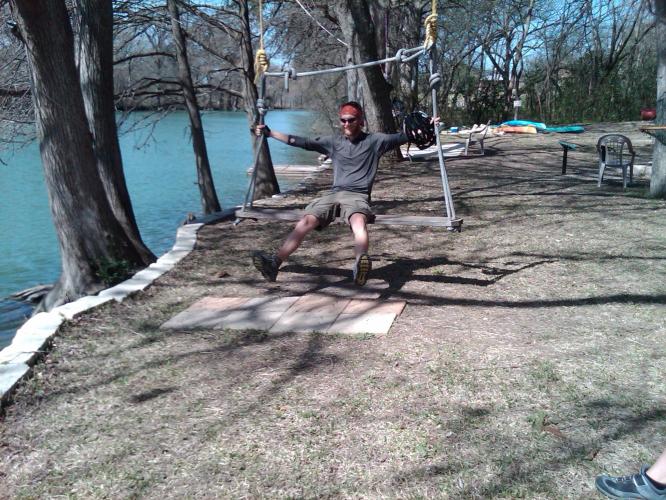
[293,0,348,47]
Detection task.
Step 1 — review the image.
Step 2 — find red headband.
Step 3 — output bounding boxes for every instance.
[339,104,363,118]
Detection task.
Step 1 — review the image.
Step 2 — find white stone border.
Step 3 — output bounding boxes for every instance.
[0,209,235,407]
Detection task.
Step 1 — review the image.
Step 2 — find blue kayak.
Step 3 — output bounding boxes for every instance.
[544,125,585,133]
[501,119,547,130]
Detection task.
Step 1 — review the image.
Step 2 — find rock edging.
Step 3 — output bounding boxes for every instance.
[0,209,235,409]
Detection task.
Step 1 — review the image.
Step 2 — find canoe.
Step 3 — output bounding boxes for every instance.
[497,125,538,134]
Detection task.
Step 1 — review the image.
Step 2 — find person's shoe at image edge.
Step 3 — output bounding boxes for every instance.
[596,465,666,499]
[252,251,281,282]
[353,253,371,286]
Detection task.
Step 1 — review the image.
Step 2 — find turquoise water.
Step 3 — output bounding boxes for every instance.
[0,110,320,348]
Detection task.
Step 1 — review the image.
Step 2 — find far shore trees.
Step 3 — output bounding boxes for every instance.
[9,0,153,310]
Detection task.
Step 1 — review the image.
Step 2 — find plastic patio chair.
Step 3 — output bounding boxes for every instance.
[596,134,635,189]
[463,120,491,155]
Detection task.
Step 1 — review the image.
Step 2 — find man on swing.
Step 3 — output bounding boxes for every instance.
[252,101,435,286]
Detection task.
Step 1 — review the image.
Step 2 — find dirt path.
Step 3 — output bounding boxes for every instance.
[1,122,664,498]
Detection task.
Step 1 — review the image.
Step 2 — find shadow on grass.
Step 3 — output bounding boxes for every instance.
[248,252,666,309]
[392,399,666,497]
[43,327,305,402]
[128,386,177,404]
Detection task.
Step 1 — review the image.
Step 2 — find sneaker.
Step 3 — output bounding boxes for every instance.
[353,253,371,286]
[596,465,666,499]
[252,251,280,282]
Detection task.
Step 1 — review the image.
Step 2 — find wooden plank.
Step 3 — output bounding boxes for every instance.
[235,208,461,228]
[400,142,465,160]
[374,215,455,227]
[236,208,303,221]
[246,164,330,176]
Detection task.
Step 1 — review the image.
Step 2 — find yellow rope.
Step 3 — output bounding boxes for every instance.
[254,0,269,82]
[423,0,438,49]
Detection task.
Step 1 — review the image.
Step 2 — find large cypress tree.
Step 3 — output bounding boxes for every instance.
[10,0,148,310]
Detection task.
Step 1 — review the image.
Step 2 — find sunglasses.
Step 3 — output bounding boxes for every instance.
[339,117,357,124]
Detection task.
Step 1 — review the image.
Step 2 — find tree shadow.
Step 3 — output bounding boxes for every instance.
[392,397,666,497]
[128,386,176,404]
[41,326,303,401]
[377,256,555,296]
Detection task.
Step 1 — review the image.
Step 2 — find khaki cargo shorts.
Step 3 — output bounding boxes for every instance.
[303,190,375,228]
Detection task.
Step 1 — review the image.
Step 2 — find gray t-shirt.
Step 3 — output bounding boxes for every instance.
[287,131,408,194]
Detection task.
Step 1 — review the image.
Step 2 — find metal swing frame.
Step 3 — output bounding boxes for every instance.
[236,42,462,232]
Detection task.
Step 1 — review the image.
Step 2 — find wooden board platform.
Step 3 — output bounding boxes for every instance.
[235,208,462,228]
[161,294,407,335]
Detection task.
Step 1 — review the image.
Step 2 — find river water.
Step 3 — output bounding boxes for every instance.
[0,110,320,349]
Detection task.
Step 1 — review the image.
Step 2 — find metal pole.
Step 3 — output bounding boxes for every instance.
[241,74,267,211]
[429,48,456,224]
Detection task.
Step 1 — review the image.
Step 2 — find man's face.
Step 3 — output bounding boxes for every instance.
[339,113,363,140]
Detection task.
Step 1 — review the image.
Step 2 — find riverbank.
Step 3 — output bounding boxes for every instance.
[1,122,665,498]
[0,110,322,350]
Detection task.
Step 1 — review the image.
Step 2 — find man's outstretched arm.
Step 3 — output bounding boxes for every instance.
[255,123,332,155]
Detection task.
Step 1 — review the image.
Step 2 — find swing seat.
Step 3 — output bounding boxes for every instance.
[235,207,462,230]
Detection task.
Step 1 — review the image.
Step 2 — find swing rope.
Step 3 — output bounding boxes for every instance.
[293,0,348,47]
[423,0,438,50]
[254,0,269,83]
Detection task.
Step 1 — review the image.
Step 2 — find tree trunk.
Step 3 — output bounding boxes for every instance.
[398,5,423,113]
[167,0,221,214]
[334,0,397,135]
[346,42,362,104]
[651,0,666,198]
[238,0,279,201]
[10,0,146,310]
[508,0,535,121]
[77,0,155,264]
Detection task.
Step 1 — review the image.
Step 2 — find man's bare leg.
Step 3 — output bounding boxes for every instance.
[596,447,666,498]
[647,449,666,485]
[349,212,369,258]
[253,214,319,282]
[276,214,320,263]
[349,213,371,286]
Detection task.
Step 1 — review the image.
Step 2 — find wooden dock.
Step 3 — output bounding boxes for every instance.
[400,142,465,160]
[247,164,330,177]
